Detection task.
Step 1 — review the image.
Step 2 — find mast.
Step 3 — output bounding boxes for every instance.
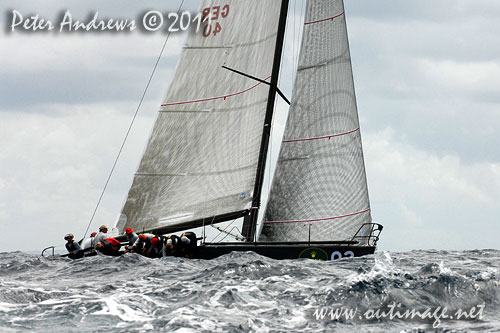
[241,0,290,242]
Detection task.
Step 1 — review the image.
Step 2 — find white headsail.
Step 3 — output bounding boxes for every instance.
[260,0,372,242]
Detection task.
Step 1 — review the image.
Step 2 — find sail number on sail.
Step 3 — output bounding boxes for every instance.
[201,5,230,37]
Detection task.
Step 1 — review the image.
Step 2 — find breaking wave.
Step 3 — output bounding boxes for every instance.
[0,250,498,332]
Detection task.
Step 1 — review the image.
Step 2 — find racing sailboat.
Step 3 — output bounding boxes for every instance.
[115,0,382,260]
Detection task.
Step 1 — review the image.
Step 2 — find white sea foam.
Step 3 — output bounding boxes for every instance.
[93,296,154,322]
[478,267,497,280]
[0,250,498,332]
[0,302,21,312]
[438,260,454,275]
[347,251,399,283]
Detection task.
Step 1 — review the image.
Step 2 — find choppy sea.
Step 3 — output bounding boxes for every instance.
[0,250,498,332]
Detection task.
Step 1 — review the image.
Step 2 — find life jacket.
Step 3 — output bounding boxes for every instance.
[104,238,121,252]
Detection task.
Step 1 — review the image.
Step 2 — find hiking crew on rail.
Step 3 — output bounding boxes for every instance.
[64,228,197,259]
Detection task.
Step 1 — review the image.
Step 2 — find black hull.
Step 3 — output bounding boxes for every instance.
[57,244,374,261]
[195,243,375,260]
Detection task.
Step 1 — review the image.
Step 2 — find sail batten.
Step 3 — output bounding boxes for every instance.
[135,164,255,177]
[117,0,283,233]
[260,0,372,243]
[304,11,345,25]
[160,75,271,107]
[282,127,360,143]
[263,208,371,224]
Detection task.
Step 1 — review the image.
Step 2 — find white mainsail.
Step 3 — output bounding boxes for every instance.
[260,0,372,242]
[118,0,283,233]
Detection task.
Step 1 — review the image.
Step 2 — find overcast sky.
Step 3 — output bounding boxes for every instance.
[1,0,499,253]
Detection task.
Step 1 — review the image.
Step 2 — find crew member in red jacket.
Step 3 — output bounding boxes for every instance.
[96,238,121,256]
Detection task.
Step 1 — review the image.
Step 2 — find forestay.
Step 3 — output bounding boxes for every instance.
[117,0,282,233]
[260,0,372,242]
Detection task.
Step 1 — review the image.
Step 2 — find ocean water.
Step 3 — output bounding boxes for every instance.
[0,250,498,332]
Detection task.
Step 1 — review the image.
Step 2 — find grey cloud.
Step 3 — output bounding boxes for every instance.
[344,2,500,165]
[0,56,175,110]
[346,0,500,22]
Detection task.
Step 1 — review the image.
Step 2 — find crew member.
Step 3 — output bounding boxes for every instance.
[124,227,138,253]
[93,225,108,248]
[178,232,197,259]
[164,234,180,257]
[64,233,84,259]
[95,238,121,256]
[81,231,98,250]
[146,236,163,258]
[131,233,155,255]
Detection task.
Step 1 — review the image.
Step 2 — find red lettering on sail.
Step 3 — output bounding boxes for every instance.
[202,23,211,37]
[213,22,222,36]
[212,6,220,20]
[201,4,230,38]
[201,8,210,22]
[221,5,229,18]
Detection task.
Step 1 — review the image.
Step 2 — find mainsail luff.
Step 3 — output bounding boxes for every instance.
[260,0,372,242]
[117,0,283,234]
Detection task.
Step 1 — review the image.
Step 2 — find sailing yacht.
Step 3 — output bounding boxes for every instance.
[71,0,383,261]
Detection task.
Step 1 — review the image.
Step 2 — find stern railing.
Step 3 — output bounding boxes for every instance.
[41,246,55,257]
[350,223,384,247]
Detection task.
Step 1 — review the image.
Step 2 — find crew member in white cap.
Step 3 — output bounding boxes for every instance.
[93,225,108,248]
